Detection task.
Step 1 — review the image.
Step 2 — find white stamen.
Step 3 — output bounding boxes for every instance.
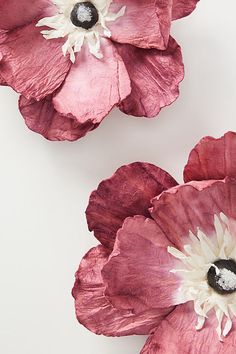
[36,0,126,62]
[168,214,236,340]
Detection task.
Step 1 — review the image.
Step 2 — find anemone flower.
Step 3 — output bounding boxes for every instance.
[0,0,198,141]
[73,132,236,353]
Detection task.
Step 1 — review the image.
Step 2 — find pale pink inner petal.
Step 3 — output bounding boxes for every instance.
[53,39,131,123]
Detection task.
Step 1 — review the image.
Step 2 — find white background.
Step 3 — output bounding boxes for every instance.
[0,0,236,353]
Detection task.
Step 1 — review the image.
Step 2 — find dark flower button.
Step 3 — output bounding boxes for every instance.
[70,2,99,30]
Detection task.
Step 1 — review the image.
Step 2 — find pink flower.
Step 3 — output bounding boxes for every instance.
[0,0,198,141]
[73,131,236,353]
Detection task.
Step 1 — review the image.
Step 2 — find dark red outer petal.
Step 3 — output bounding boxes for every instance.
[184,132,236,183]
[86,162,178,249]
[19,95,97,141]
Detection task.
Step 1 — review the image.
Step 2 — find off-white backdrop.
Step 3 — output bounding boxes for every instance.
[0,1,236,353]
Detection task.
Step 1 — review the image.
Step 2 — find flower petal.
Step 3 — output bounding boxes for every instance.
[0,23,71,100]
[108,0,172,50]
[141,303,236,354]
[86,162,178,249]
[102,216,180,311]
[19,95,96,141]
[151,178,236,250]
[53,39,131,124]
[72,245,172,336]
[172,0,200,20]
[184,132,236,183]
[116,37,184,117]
[0,0,55,30]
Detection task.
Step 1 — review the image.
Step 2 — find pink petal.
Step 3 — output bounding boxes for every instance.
[72,245,172,336]
[116,37,184,117]
[53,39,131,124]
[0,23,71,100]
[102,216,180,311]
[86,162,178,249]
[172,0,200,20]
[151,178,236,250]
[108,0,172,50]
[184,132,236,183]
[141,303,236,354]
[0,52,6,85]
[0,0,55,30]
[19,95,96,141]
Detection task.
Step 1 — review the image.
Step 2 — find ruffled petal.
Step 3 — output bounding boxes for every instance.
[151,178,236,250]
[72,245,172,336]
[184,132,236,183]
[116,37,184,117]
[86,162,178,249]
[141,303,236,354]
[102,216,180,310]
[53,39,131,124]
[0,24,71,100]
[172,0,200,20]
[19,95,96,141]
[108,0,172,50]
[0,53,6,85]
[0,0,55,30]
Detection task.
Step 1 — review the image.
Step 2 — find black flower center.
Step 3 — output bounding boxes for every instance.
[207,259,236,295]
[70,2,99,30]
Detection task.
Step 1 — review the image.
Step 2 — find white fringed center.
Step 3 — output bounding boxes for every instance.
[168,213,236,341]
[36,0,126,62]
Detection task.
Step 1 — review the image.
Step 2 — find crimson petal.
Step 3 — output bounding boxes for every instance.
[117,37,184,118]
[151,178,236,250]
[184,132,236,182]
[0,24,71,100]
[0,0,55,30]
[86,162,178,249]
[172,0,200,20]
[141,303,236,354]
[19,95,96,141]
[102,216,180,311]
[108,0,172,50]
[72,245,172,336]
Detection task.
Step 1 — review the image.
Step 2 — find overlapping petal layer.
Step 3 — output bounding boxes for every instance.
[72,245,173,336]
[172,0,200,20]
[0,24,71,100]
[184,132,236,182]
[86,162,178,249]
[117,37,184,117]
[108,0,172,50]
[0,0,55,30]
[141,303,236,354]
[151,178,236,250]
[19,95,96,141]
[53,39,131,123]
[103,216,180,310]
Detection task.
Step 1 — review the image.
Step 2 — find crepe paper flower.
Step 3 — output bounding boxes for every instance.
[0,0,199,141]
[73,131,236,353]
